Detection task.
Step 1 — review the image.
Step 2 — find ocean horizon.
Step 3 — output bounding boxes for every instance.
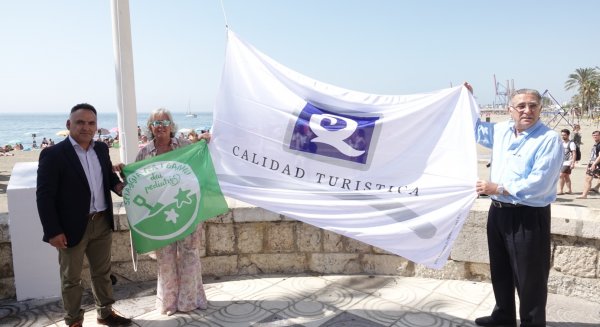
[0,112,213,148]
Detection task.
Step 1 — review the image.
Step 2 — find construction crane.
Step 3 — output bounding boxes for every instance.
[493,74,513,109]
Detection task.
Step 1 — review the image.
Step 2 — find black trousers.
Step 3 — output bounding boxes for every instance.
[487,204,551,327]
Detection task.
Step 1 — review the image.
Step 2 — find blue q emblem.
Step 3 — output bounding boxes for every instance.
[289,103,378,164]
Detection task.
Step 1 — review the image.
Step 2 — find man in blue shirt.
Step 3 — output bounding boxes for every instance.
[469,86,563,327]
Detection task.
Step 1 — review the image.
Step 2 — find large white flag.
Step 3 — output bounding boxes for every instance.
[210,30,480,269]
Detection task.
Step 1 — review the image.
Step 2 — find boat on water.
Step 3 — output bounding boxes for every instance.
[185,100,197,118]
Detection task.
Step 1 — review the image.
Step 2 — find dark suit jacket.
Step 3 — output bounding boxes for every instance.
[36,138,122,247]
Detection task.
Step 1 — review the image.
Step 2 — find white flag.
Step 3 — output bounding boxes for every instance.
[210,30,480,269]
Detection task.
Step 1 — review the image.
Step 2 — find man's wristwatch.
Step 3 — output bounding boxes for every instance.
[496,184,504,195]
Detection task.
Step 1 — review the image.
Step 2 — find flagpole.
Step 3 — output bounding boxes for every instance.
[111,0,139,272]
[110,0,138,165]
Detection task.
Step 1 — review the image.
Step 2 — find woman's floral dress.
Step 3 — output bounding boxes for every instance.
[136,138,208,314]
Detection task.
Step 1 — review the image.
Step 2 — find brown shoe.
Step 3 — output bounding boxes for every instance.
[68,320,83,327]
[97,310,132,326]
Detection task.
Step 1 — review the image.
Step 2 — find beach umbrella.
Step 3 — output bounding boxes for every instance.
[98,128,110,135]
[56,130,69,137]
[177,128,193,135]
[110,127,119,133]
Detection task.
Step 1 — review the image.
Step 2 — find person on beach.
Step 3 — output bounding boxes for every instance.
[558,129,577,195]
[468,84,563,327]
[36,103,131,327]
[188,130,201,143]
[1,145,15,156]
[577,130,600,199]
[115,108,211,316]
[572,124,582,149]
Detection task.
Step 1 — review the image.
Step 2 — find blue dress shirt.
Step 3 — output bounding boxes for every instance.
[69,136,107,213]
[476,118,563,207]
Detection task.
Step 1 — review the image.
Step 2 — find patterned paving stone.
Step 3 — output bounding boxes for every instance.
[0,275,597,327]
[345,296,411,326]
[204,301,272,327]
[320,311,386,327]
[391,310,464,327]
[255,313,305,327]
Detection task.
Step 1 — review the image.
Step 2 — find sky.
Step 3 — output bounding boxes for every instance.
[1,0,599,114]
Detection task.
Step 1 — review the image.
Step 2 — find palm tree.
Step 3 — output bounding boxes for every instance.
[588,79,600,116]
[565,67,600,116]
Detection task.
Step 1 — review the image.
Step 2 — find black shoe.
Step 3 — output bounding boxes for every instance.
[97,310,132,326]
[474,316,516,327]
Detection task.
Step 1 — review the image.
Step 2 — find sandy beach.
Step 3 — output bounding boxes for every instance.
[2,113,600,213]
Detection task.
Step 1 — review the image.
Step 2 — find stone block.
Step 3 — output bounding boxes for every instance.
[551,206,600,239]
[0,242,13,277]
[414,260,467,280]
[361,254,411,275]
[598,249,600,277]
[309,253,361,274]
[113,204,130,231]
[233,207,281,223]
[266,223,295,253]
[465,208,489,228]
[240,253,307,274]
[112,259,157,282]
[0,214,10,242]
[467,262,491,281]
[323,230,344,252]
[0,277,16,300]
[207,224,236,255]
[198,224,207,257]
[207,210,233,224]
[202,255,239,276]
[372,246,393,255]
[553,243,598,278]
[236,223,264,254]
[237,255,260,275]
[280,215,297,222]
[345,237,371,253]
[451,224,489,264]
[549,271,600,304]
[111,231,132,262]
[296,224,322,252]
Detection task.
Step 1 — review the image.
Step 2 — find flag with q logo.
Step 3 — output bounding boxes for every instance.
[210,30,480,269]
[122,141,228,254]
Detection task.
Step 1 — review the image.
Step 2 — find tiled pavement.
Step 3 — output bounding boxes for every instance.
[1,274,599,327]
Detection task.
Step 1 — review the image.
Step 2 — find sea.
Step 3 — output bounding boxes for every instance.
[0,112,213,148]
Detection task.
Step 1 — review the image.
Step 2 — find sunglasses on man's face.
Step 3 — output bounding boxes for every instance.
[150,120,171,127]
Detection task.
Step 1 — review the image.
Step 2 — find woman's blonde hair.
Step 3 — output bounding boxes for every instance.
[146,107,178,139]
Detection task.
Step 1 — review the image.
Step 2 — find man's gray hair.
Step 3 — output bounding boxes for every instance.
[511,88,542,103]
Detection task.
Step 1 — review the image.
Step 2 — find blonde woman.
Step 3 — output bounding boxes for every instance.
[119,107,210,315]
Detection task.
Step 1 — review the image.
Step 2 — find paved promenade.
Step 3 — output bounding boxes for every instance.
[1,274,599,327]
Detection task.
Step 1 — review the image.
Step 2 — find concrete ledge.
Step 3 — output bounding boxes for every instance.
[2,198,599,304]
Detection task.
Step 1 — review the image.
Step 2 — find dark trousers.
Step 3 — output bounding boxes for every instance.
[59,215,114,325]
[487,204,551,327]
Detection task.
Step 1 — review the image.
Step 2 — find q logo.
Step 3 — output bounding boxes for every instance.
[289,103,379,164]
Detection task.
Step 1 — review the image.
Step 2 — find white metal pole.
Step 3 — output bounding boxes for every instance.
[110,0,138,164]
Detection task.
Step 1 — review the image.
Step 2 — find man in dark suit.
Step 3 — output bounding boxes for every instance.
[37,103,131,327]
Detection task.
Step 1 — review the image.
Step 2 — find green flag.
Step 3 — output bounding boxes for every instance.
[122,141,228,254]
